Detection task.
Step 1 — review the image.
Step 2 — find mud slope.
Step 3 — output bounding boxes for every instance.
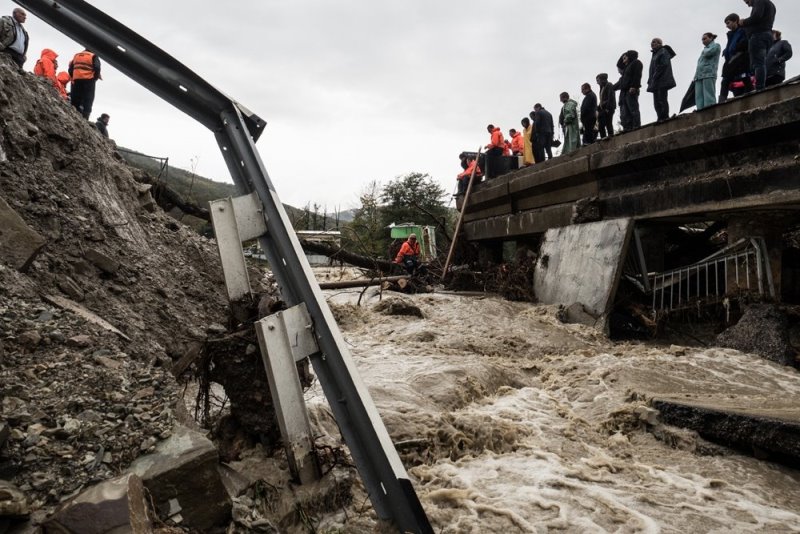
[0,54,228,508]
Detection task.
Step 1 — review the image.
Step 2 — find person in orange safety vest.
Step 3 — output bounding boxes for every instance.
[484,124,504,179]
[56,71,70,99]
[68,49,101,119]
[509,128,524,156]
[456,156,482,195]
[33,48,60,94]
[394,233,425,275]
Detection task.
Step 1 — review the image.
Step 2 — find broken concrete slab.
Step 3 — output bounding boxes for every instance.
[652,399,800,467]
[84,248,121,275]
[0,195,46,272]
[128,425,231,530]
[534,218,633,329]
[0,480,30,518]
[715,304,794,366]
[42,473,151,534]
[42,295,130,341]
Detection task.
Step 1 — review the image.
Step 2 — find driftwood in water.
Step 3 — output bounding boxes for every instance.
[319,275,408,290]
[301,240,401,273]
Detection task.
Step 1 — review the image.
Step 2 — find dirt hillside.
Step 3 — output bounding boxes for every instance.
[0,52,229,512]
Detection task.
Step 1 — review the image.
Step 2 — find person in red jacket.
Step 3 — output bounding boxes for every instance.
[33,48,59,94]
[456,156,482,195]
[394,234,423,275]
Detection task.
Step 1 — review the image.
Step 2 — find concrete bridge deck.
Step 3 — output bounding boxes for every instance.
[461,80,800,243]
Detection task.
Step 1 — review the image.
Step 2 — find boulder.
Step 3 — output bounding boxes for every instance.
[84,248,121,275]
[128,425,231,530]
[0,195,45,272]
[42,474,151,533]
[715,304,794,366]
[0,480,29,518]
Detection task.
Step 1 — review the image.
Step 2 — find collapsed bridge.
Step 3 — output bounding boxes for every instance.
[458,80,800,316]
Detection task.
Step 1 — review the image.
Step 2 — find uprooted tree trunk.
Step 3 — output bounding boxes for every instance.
[300,240,402,274]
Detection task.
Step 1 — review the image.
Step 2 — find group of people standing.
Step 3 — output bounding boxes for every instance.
[459,0,792,190]
[1,8,110,138]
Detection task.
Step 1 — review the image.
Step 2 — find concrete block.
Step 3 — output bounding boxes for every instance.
[534,218,633,322]
[42,474,151,533]
[128,425,231,530]
[0,195,45,272]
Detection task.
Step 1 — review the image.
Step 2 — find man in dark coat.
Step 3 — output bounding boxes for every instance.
[0,8,29,68]
[579,83,598,145]
[720,13,751,102]
[739,0,776,91]
[596,73,616,138]
[613,50,643,131]
[647,38,677,122]
[766,30,793,86]
[531,104,554,163]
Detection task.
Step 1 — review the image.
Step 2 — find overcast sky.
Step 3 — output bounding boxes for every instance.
[10,1,800,211]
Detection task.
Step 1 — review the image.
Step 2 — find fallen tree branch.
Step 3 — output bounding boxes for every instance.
[319,275,408,290]
[301,240,401,274]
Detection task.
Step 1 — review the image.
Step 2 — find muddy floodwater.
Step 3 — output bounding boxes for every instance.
[302,287,800,533]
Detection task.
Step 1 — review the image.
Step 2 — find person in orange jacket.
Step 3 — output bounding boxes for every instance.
[394,233,423,275]
[484,124,504,179]
[56,71,70,99]
[456,156,483,195]
[33,48,60,94]
[509,129,524,156]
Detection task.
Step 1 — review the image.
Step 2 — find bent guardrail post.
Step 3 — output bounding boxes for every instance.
[16,1,432,531]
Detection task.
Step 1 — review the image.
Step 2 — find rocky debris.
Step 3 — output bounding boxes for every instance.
[0,195,45,272]
[556,302,601,327]
[84,248,121,275]
[128,425,230,530]
[715,304,795,366]
[373,297,424,318]
[0,480,29,518]
[42,474,151,533]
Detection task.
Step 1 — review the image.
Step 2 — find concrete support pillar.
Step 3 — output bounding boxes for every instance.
[727,217,784,301]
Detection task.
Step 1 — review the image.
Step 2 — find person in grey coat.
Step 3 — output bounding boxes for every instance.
[766,30,793,86]
[647,38,677,122]
[695,32,722,110]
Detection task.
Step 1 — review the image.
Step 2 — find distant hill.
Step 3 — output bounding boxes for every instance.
[119,147,342,231]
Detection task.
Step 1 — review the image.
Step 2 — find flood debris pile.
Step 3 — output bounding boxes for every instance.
[0,55,356,531]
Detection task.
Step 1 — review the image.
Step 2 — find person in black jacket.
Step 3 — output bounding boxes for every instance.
[766,30,793,86]
[596,73,616,138]
[647,38,677,122]
[614,50,643,131]
[738,0,776,91]
[719,13,752,102]
[530,104,554,163]
[579,83,598,145]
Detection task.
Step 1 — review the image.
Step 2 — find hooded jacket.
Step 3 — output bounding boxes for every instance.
[33,48,59,87]
[767,39,793,79]
[394,239,420,264]
[741,0,776,37]
[486,127,504,150]
[510,131,524,155]
[722,28,750,78]
[56,71,70,99]
[615,50,643,92]
[647,45,677,92]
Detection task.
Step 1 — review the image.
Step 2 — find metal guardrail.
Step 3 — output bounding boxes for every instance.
[647,237,775,313]
[15,1,432,531]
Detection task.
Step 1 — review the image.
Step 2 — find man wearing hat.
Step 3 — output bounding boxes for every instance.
[394,233,422,275]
